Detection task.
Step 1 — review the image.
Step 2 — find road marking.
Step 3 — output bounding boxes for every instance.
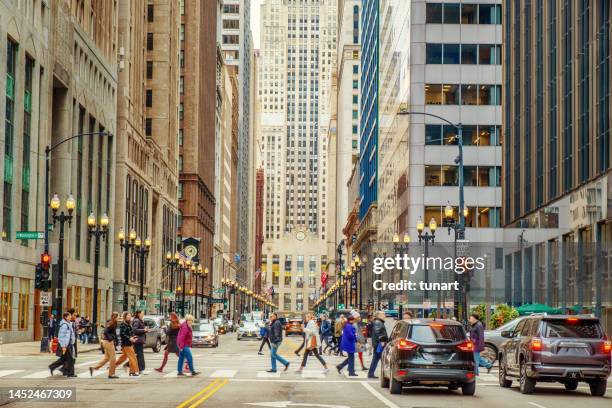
[528,403,548,408]
[210,369,237,378]
[176,379,221,408]
[0,370,23,377]
[257,370,281,378]
[360,381,400,408]
[188,379,228,408]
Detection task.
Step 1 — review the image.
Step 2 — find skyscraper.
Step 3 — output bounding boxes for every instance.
[259,0,337,313]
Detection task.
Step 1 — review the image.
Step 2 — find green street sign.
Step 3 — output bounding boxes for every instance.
[16,231,44,240]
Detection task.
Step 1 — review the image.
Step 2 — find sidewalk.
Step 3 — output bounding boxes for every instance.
[0,341,101,357]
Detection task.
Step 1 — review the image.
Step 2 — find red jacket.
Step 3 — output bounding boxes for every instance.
[177,322,193,349]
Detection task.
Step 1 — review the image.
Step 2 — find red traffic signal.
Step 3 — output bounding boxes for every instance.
[41,252,51,268]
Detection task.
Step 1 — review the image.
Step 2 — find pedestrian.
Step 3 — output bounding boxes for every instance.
[266,312,290,373]
[352,311,368,371]
[49,312,76,377]
[115,312,140,377]
[333,315,346,356]
[469,313,492,375]
[336,315,357,376]
[402,311,413,320]
[89,312,119,378]
[177,314,200,376]
[319,314,333,354]
[367,311,388,379]
[296,313,328,373]
[258,321,271,355]
[131,310,148,374]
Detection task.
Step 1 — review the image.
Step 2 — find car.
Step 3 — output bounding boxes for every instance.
[192,322,219,347]
[285,319,304,336]
[483,316,526,364]
[237,322,261,340]
[498,314,611,396]
[143,316,165,353]
[380,319,476,395]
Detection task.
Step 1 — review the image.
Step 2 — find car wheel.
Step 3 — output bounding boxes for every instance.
[589,379,607,397]
[482,344,497,365]
[389,367,403,395]
[519,361,536,394]
[498,357,512,388]
[380,362,389,388]
[461,381,476,396]
[152,338,162,353]
[564,380,578,391]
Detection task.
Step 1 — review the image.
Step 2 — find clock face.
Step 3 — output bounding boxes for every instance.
[296,231,306,241]
[184,245,198,258]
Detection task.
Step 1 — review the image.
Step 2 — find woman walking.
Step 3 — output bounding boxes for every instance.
[131,310,148,374]
[296,313,328,373]
[336,315,357,376]
[89,312,119,378]
[155,312,188,373]
[115,312,140,377]
[177,314,200,376]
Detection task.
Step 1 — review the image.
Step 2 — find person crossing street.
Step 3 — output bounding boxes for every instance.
[266,313,290,373]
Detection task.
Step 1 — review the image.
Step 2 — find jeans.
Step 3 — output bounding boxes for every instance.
[473,351,492,375]
[368,351,381,377]
[337,352,355,375]
[270,342,289,371]
[178,347,194,374]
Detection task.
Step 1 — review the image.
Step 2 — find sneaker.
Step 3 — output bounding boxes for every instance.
[283,363,290,372]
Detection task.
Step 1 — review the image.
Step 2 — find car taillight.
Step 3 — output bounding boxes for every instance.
[398,339,418,351]
[603,341,612,353]
[530,338,543,351]
[457,341,474,352]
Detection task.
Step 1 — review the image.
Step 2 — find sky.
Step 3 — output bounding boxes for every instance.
[251,0,263,49]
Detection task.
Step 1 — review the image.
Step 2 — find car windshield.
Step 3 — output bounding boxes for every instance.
[409,324,466,343]
[543,320,602,339]
[193,323,214,332]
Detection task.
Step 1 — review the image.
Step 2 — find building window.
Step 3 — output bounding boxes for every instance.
[147,4,154,22]
[146,61,153,79]
[0,275,12,330]
[145,89,152,107]
[146,33,153,50]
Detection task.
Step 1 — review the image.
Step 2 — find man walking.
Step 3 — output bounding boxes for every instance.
[49,312,76,377]
[469,313,492,375]
[367,311,388,379]
[266,313,290,373]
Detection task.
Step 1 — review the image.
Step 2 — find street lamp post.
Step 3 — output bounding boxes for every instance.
[118,228,137,312]
[417,217,437,318]
[86,212,109,344]
[49,194,75,325]
[393,233,411,318]
[134,237,151,304]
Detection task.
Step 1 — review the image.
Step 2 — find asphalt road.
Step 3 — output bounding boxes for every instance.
[0,333,610,408]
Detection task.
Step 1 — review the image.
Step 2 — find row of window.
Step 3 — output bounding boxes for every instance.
[425,165,501,187]
[425,124,501,146]
[426,3,502,25]
[426,43,501,65]
[425,84,501,105]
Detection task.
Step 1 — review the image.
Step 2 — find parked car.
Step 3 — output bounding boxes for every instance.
[285,319,304,336]
[143,316,165,352]
[498,314,611,396]
[237,321,261,340]
[483,316,526,364]
[192,322,219,347]
[380,319,476,395]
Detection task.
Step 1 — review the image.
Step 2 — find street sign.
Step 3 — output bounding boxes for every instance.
[40,291,51,306]
[456,239,470,258]
[16,231,44,240]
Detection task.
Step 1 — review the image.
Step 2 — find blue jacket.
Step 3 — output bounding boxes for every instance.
[320,319,332,336]
[58,319,75,348]
[340,323,356,353]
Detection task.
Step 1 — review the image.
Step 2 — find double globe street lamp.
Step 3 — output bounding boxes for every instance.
[86,212,109,344]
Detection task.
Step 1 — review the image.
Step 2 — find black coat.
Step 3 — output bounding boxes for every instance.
[165,326,180,353]
[269,319,283,344]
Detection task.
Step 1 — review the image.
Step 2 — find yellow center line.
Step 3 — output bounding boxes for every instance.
[188,379,228,408]
[176,379,220,408]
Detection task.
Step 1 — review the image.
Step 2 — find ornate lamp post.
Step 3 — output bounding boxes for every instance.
[417,217,437,318]
[50,193,75,325]
[86,212,109,344]
[165,251,180,312]
[393,233,411,318]
[118,228,137,311]
[134,236,151,304]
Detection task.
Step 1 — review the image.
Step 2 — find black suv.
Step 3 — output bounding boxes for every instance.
[498,315,611,396]
[380,319,476,395]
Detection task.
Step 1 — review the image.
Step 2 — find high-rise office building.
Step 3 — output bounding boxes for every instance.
[259,0,337,313]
